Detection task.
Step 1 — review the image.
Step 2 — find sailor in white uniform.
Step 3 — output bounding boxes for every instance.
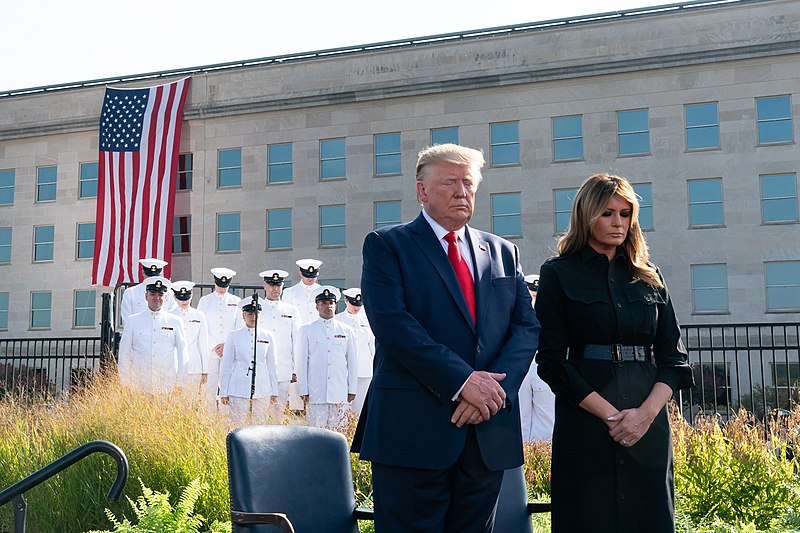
[169,280,210,396]
[295,286,358,429]
[281,258,322,325]
[259,269,303,419]
[335,287,375,415]
[119,258,176,326]
[519,274,556,441]
[219,297,279,425]
[196,267,242,406]
[118,277,188,394]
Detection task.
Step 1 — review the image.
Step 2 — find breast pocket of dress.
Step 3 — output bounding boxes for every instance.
[623,283,664,338]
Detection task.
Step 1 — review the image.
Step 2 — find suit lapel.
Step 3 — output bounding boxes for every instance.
[408,214,475,332]
[466,227,490,332]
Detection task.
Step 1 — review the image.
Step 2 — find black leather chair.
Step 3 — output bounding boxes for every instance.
[227,425,373,532]
[494,466,551,533]
[227,425,550,532]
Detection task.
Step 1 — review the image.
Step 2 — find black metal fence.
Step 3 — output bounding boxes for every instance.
[678,323,800,420]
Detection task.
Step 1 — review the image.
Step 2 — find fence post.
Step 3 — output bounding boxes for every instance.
[99,293,115,371]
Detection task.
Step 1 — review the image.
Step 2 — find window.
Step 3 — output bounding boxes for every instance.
[79,162,98,198]
[268,143,293,184]
[320,205,346,247]
[76,223,95,260]
[320,138,346,180]
[33,225,55,262]
[771,362,800,398]
[37,165,57,202]
[0,227,10,264]
[218,149,242,188]
[374,133,401,175]
[491,193,521,238]
[552,115,583,160]
[490,122,520,166]
[374,201,402,229]
[765,261,800,311]
[617,109,650,156]
[760,173,798,224]
[554,188,578,234]
[173,216,191,254]
[267,208,292,249]
[177,154,192,191]
[685,103,720,150]
[0,292,7,330]
[31,291,51,329]
[691,264,729,313]
[0,169,13,205]
[216,213,241,252]
[74,290,96,328]
[688,178,724,227]
[431,127,458,146]
[632,183,653,231]
[757,95,793,144]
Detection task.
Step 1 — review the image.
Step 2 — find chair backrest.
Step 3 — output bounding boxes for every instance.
[493,466,534,533]
[227,425,359,533]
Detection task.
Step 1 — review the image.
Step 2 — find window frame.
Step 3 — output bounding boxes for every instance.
[765,260,800,312]
[217,148,242,189]
[617,109,651,156]
[374,200,402,230]
[690,263,729,314]
[74,289,97,329]
[490,192,522,238]
[76,222,95,260]
[490,121,520,167]
[553,188,578,235]
[319,204,346,248]
[431,127,459,146]
[552,115,584,161]
[0,169,14,206]
[0,227,10,264]
[268,143,293,184]
[632,182,654,231]
[374,133,402,176]
[687,177,725,228]
[215,212,241,253]
[30,290,52,330]
[267,208,293,250]
[759,173,799,225]
[0,292,8,330]
[173,215,191,255]
[685,102,720,151]
[36,165,58,203]
[79,162,98,199]
[177,153,193,191]
[320,138,346,181]
[33,225,55,263]
[756,95,794,145]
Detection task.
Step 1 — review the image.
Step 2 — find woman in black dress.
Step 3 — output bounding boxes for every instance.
[535,173,693,532]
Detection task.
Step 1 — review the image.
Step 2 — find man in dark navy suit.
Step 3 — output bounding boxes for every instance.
[355,143,540,532]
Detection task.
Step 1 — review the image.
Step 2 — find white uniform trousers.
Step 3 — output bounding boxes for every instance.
[519,365,556,441]
[228,397,270,426]
[205,356,222,405]
[179,373,206,397]
[306,403,346,429]
[352,377,371,415]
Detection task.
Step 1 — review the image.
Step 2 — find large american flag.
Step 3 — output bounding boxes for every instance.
[91,77,190,286]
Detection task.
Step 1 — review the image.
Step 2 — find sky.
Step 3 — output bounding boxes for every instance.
[3,0,676,92]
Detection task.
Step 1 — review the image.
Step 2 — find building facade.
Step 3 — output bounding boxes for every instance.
[0,0,798,342]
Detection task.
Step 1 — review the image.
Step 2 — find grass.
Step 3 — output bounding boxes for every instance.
[1,374,799,532]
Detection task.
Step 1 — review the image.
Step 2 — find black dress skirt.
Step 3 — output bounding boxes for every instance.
[535,245,694,533]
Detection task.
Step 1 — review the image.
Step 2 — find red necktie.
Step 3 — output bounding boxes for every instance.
[444,231,476,324]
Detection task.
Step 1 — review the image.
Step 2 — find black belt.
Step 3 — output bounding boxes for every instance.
[570,344,654,364]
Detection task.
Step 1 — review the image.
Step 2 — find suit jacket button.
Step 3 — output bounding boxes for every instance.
[476,345,482,353]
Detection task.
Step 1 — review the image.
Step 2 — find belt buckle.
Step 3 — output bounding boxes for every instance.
[611,344,624,364]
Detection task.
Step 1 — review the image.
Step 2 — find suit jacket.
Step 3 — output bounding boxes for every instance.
[356,213,540,471]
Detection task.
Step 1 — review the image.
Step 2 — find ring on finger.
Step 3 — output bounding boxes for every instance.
[621,439,629,446]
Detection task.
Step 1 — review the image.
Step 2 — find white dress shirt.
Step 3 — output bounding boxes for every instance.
[197,290,243,349]
[219,326,279,399]
[118,309,188,393]
[261,299,301,382]
[170,306,210,375]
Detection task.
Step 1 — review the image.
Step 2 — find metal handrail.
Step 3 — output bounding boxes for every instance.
[0,440,128,532]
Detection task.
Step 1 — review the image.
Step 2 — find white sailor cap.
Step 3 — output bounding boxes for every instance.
[142,276,171,293]
[238,295,262,312]
[171,280,195,300]
[139,258,168,276]
[260,269,289,285]
[210,267,236,287]
[342,288,363,306]
[296,259,323,278]
[313,285,340,302]
[524,274,540,291]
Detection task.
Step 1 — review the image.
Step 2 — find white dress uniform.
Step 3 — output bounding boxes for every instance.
[120,283,176,325]
[519,274,555,441]
[118,309,189,394]
[336,308,375,415]
[170,305,210,394]
[197,290,242,403]
[295,317,358,428]
[219,325,279,425]
[261,298,302,415]
[282,282,320,325]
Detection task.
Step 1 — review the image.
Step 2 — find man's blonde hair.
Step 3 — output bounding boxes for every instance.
[558,173,663,289]
[415,143,485,185]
